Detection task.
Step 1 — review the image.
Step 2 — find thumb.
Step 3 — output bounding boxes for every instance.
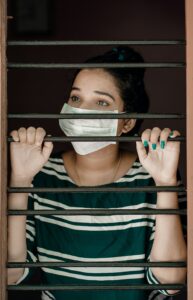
[136,141,148,163]
[42,135,54,161]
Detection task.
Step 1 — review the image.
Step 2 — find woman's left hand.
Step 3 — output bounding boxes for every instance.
[136,127,180,186]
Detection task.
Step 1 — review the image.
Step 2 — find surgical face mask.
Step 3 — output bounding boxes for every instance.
[59,103,120,155]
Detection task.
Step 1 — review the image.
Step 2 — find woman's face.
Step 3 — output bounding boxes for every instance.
[67,68,131,136]
[68,68,124,111]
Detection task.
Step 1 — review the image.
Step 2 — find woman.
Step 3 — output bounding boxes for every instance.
[8,46,187,300]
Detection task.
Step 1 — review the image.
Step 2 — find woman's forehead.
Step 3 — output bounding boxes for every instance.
[73,69,119,93]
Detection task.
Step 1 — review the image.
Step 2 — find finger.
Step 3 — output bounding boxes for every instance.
[10,130,19,142]
[150,127,161,150]
[136,141,148,162]
[26,127,36,144]
[168,130,181,149]
[159,128,171,149]
[35,127,46,146]
[169,130,181,139]
[141,129,151,148]
[18,127,27,143]
[42,139,54,161]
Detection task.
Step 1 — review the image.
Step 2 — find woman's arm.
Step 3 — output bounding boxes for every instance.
[136,127,187,295]
[7,127,53,284]
[7,176,33,284]
[150,182,187,294]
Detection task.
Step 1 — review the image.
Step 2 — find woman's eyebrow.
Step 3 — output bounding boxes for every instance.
[71,86,81,91]
[71,87,115,102]
[94,90,115,101]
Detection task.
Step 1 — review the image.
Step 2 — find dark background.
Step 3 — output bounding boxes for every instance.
[7,0,186,299]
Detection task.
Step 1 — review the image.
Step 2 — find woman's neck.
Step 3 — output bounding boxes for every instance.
[62,145,137,186]
[74,144,121,173]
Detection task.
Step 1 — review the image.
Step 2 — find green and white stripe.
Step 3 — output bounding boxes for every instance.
[15,151,186,300]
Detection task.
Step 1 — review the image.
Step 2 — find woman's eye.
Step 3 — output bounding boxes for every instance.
[97,100,109,106]
[70,96,79,102]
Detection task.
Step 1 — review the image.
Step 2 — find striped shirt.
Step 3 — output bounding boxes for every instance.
[15,151,187,300]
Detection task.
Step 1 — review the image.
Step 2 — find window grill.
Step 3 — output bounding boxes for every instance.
[5,47,187,294]
[1,0,192,299]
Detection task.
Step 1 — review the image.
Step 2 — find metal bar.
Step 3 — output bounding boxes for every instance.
[0,1,7,300]
[7,136,185,143]
[7,113,186,119]
[7,209,187,216]
[7,63,185,69]
[7,284,185,291]
[7,186,186,193]
[185,0,193,299]
[7,40,186,46]
[7,261,187,268]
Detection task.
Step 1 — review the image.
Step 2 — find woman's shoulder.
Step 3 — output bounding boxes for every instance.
[113,149,154,185]
[32,150,69,185]
[121,150,147,174]
[44,150,66,170]
[47,150,65,164]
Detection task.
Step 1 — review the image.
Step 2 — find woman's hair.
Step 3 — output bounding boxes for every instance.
[74,46,150,135]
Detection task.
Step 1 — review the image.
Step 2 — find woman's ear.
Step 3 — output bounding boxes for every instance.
[121,119,136,134]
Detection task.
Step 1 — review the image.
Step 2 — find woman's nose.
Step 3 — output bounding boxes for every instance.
[79,103,93,110]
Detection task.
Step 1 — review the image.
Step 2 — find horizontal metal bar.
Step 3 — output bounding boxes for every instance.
[7,186,186,193]
[8,62,185,69]
[7,261,186,268]
[7,284,185,291]
[7,113,186,119]
[7,40,186,46]
[7,209,187,216]
[7,136,185,143]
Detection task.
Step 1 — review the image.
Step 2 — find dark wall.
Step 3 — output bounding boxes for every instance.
[7,0,186,181]
[7,1,186,299]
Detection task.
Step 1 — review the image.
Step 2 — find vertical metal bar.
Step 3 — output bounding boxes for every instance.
[0,1,7,300]
[185,0,193,299]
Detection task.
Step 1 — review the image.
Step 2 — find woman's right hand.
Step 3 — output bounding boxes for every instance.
[9,127,54,182]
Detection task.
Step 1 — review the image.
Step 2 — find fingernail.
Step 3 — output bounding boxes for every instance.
[169,131,174,137]
[143,140,148,147]
[160,140,165,149]
[152,143,157,150]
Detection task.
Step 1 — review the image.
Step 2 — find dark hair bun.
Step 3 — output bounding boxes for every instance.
[107,46,146,80]
[86,46,145,81]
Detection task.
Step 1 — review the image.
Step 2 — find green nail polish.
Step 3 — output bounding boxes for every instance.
[152,143,157,150]
[143,140,148,147]
[160,140,165,149]
[169,131,174,137]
